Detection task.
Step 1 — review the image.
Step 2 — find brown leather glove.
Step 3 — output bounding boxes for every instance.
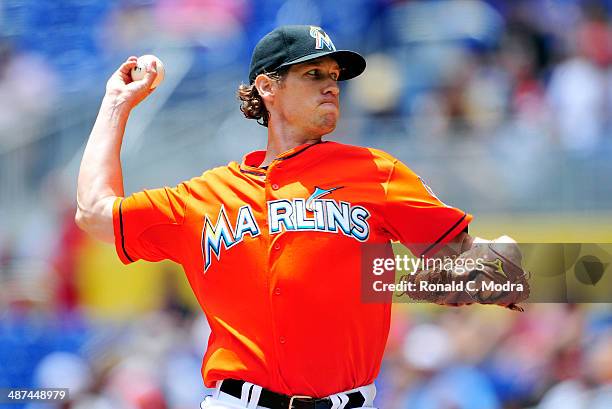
[406,241,530,311]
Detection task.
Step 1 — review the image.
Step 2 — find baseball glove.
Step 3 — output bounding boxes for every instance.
[405,241,530,311]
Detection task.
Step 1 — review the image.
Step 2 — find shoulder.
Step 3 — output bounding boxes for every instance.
[175,163,241,196]
[323,141,399,169]
[187,163,239,182]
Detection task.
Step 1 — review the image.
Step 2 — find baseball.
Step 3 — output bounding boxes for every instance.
[131,55,165,89]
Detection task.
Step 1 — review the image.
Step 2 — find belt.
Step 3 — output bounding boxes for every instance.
[219,379,366,409]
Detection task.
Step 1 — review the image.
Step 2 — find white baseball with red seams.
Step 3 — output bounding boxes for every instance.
[130,55,165,89]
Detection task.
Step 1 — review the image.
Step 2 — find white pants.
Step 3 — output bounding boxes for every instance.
[200,381,378,409]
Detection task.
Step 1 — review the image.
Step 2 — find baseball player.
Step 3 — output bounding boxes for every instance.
[76,25,528,409]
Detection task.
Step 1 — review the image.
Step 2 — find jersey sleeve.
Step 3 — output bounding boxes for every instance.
[112,183,191,264]
[383,159,472,257]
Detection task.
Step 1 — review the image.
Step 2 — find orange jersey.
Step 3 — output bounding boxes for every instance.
[112,141,472,397]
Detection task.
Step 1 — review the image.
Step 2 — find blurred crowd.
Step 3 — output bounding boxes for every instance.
[379,304,612,409]
[3,0,612,155]
[0,305,212,409]
[2,1,612,409]
[2,298,612,409]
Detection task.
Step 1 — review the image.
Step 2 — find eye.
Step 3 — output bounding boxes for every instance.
[306,69,339,81]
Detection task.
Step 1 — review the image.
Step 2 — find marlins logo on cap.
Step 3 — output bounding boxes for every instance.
[309,26,336,51]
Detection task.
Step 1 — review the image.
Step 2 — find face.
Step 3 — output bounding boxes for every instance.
[264,56,341,136]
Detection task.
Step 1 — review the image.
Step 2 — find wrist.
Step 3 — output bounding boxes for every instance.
[101,95,132,119]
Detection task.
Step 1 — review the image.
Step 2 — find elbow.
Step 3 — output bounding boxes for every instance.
[75,200,97,234]
[74,196,116,244]
[74,207,89,232]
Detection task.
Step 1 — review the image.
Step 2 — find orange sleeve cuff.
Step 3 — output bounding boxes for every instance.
[420,212,473,258]
[112,197,135,265]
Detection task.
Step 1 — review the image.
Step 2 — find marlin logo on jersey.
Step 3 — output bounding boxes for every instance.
[305,186,343,211]
[309,26,336,51]
[201,187,371,272]
[202,205,260,271]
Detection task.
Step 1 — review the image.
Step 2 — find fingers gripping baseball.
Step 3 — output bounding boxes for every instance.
[105,56,159,108]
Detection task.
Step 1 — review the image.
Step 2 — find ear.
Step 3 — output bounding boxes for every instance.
[254,74,276,102]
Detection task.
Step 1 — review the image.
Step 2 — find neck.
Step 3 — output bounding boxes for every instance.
[260,120,322,167]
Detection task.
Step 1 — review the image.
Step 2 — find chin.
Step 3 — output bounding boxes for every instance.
[317,122,336,136]
[317,114,338,133]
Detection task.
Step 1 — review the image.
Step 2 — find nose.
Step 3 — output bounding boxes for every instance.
[323,79,339,97]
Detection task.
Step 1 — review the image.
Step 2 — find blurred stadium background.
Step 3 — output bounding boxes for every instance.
[1,0,612,408]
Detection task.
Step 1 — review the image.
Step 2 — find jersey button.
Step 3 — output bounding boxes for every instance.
[274,287,281,295]
[279,336,286,344]
[271,183,280,190]
[273,243,281,250]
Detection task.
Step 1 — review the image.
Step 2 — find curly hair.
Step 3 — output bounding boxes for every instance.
[237,70,286,127]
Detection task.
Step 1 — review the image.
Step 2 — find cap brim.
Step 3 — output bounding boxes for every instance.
[277,50,366,81]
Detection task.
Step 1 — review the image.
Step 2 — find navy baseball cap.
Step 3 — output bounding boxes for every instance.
[248,25,366,83]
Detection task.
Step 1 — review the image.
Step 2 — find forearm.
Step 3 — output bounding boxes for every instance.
[76,96,131,242]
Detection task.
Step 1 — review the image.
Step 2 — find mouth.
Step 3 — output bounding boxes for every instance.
[319,101,338,108]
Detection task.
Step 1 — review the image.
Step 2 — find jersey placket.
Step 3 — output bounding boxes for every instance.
[263,159,293,392]
[239,142,324,391]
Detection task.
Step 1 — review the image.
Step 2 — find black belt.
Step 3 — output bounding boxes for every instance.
[219,379,366,409]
